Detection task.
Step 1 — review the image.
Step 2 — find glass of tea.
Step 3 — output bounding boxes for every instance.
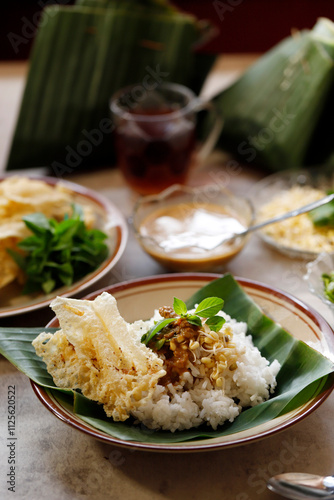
[110,82,222,195]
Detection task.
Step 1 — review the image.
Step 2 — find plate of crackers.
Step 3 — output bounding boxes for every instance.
[0,175,128,317]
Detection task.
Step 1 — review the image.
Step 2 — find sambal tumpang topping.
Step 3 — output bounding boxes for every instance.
[142,296,240,388]
[148,316,200,386]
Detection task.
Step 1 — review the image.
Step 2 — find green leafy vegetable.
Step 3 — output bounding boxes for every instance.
[322,271,334,302]
[141,296,225,347]
[309,191,334,227]
[194,297,224,318]
[141,318,176,345]
[155,338,166,350]
[7,204,108,294]
[205,315,226,331]
[179,296,225,330]
[185,314,202,327]
[173,297,188,316]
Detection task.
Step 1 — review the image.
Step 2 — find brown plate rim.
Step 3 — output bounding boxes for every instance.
[31,273,334,452]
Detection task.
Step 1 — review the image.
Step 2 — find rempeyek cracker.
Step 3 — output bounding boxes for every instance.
[32,293,166,421]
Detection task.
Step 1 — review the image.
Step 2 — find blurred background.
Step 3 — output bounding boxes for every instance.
[2,0,334,60]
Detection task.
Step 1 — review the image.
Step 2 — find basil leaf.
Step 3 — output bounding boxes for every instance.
[173,297,187,316]
[16,235,41,251]
[22,213,53,234]
[6,249,26,270]
[186,315,202,327]
[322,272,334,302]
[42,278,56,294]
[195,297,224,318]
[7,208,108,295]
[72,203,84,220]
[205,316,226,332]
[155,339,166,350]
[141,318,175,345]
[309,190,334,227]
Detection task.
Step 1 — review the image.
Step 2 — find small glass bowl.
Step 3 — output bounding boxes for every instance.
[132,184,254,272]
[304,252,334,314]
[249,168,334,260]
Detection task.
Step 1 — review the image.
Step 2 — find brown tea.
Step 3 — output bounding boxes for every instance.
[113,107,195,195]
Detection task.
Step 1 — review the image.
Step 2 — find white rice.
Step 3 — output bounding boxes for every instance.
[128,309,280,432]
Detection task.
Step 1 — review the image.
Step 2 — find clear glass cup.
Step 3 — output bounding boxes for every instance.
[110,82,223,195]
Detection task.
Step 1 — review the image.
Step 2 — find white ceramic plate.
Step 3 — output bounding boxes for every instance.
[31,273,334,452]
[0,175,128,317]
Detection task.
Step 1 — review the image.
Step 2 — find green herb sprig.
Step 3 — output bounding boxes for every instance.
[7,204,108,295]
[309,190,334,227]
[141,296,226,346]
[322,271,334,303]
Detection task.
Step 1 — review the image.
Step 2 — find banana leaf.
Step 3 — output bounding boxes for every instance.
[0,274,333,443]
[76,0,176,12]
[6,2,215,172]
[205,18,334,171]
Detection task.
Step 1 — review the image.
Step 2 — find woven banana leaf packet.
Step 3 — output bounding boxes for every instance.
[6,0,217,173]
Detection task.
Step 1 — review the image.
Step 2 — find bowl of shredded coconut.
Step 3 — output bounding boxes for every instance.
[250,169,334,259]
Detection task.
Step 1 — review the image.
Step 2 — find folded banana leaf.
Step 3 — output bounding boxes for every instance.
[0,274,333,444]
[6,1,216,172]
[208,18,334,171]
[304,19,334,167]
[76,0,176,11]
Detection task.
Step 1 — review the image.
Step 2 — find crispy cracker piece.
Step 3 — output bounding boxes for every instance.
[0,246,20,288]
[0,177,72,220]
[32,292,166,421]
[0,177,95,224]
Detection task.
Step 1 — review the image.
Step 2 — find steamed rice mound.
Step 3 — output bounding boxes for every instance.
[129,310,280,431]
[33,294,280,432]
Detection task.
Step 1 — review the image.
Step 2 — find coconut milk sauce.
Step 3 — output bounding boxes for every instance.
[139,202,246,260]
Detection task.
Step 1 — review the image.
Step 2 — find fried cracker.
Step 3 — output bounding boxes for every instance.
[33,293,166,421]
